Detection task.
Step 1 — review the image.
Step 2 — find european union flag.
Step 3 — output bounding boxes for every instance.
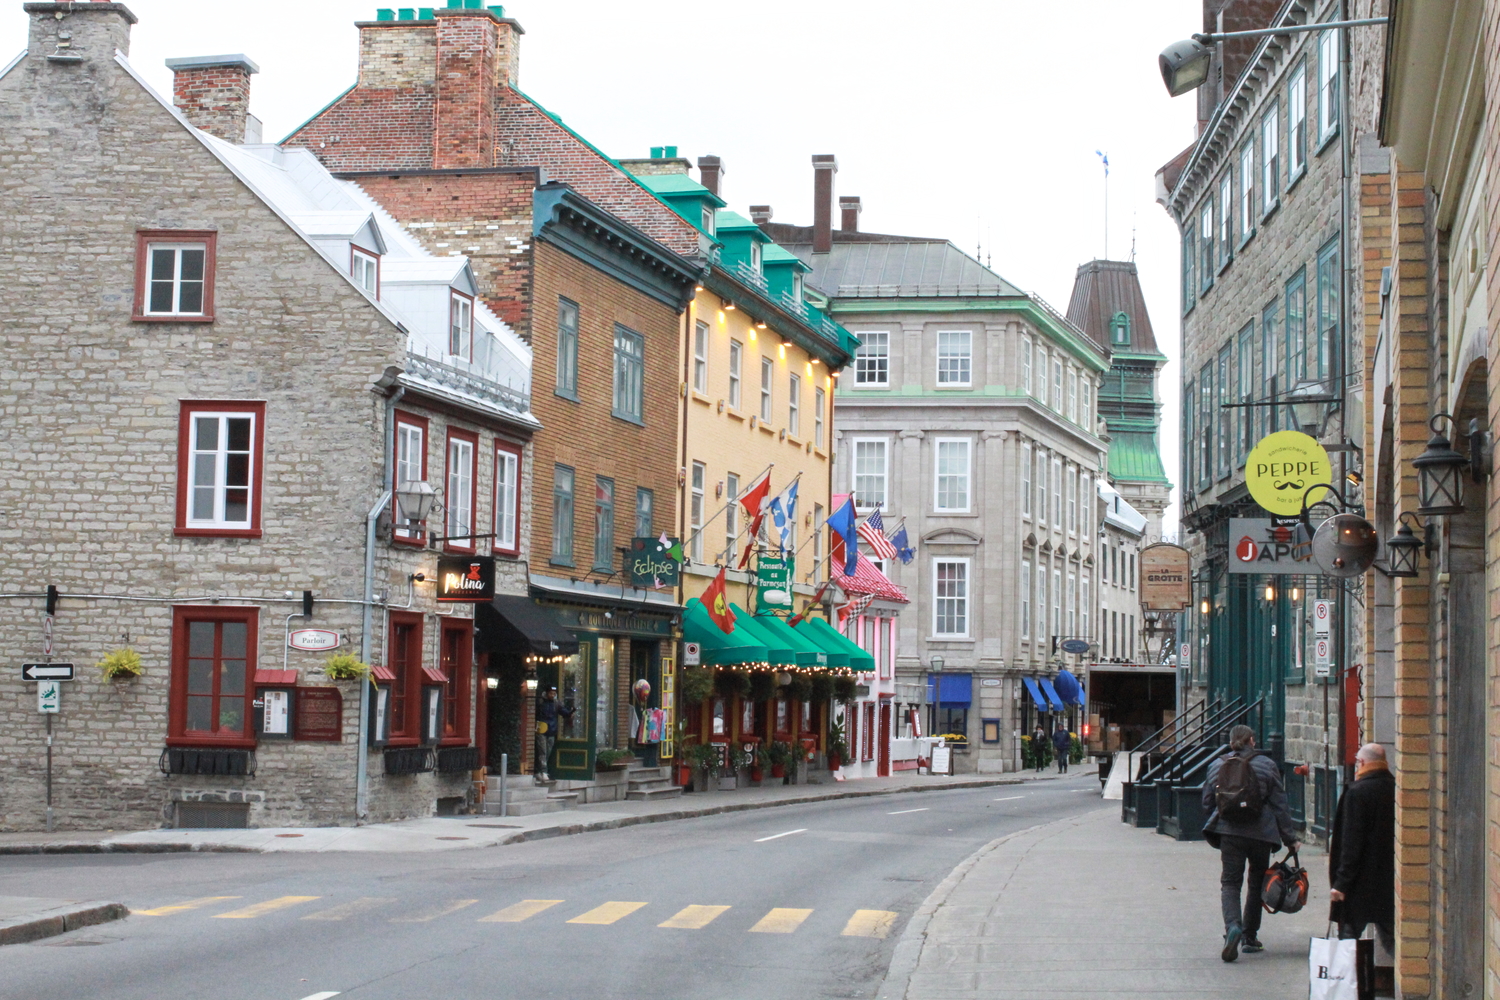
[890,521,915,564]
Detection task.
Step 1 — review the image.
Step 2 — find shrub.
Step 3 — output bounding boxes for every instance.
[786,673,813,702]
[323,652,371,681]
[748,669,776,703]
[97,647,143,680]
[679,666,715,705]
[833,675,858,701]
[714,668,750,700]
[809,671,835,702]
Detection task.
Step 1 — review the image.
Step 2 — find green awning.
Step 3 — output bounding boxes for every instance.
[682,598,769,666]
[725,604,797,666]
[793,616,875,673]
[749,611,848,669]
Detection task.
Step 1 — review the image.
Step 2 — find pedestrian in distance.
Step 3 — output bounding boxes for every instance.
[1329,743,1396,955]
[533,685,574,785]
[1201,724,1299,963]
[1052,723,1072,774]
[1032,724,1048,773]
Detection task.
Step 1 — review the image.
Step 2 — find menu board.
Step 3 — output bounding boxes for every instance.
[296,687,343,742]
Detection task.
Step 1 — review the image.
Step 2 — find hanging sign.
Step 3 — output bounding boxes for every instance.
[1060,639,1091,655]
[628,537,681,589]
[1245,431,1332,516]
[288,629,340,651]
[436,555,495,602]
[755,555,793,613]
[1227,519,1317,574]
[1313,600,1332,637]
[1139,543,1192,610]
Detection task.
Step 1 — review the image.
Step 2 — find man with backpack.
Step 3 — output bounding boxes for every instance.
[1201,725,1299,962]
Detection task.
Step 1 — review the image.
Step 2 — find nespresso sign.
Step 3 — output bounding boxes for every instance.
[436,556,496,602]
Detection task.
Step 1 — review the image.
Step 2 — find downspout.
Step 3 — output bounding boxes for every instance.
[1333,0,1354,778]
[360,382,405,821]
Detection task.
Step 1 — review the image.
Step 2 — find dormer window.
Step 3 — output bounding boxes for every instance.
[750,241,762,275]
[1110,311,1131,345]
[351,247,379,298]
[449,292,473,361]
[793,272,804,304]
[701,205,715,236]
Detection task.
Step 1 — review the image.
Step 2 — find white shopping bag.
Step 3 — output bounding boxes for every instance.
[1309,931,1359,1000]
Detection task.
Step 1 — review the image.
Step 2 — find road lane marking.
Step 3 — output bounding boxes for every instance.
[658,905,730,929]
[213,896,321,919]
[480,900,564,923]
[993,795,1025,801]
[297,994,341,1000]
[887,808,928,815]
[754,828,807,842]
[135,896,241,917]
[749,908,813,933]
[302,897,395,921]
[841,909,898,939]
[567,901,648,925]
[390,899,479,923]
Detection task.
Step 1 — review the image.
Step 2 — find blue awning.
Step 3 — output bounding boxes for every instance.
[1055,669,1085,705]
[1039,678,1066,711]
[925,672,972,706]
[1022,677,1048,712]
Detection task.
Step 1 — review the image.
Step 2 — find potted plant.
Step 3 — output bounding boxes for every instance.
[322,652,370,682]
[595,749,633,772]
[672,720,694,786]
[684,741,722,792]
[96,647,143,681]
[714,668,750,701]
[679,666,714,706]
[786,673,813,702]
[826,718,848,771]
[749,745,767,785]
[748,670,776,704]
[767,740,792,779]
[808,670,835,703]
[833,674,858,701]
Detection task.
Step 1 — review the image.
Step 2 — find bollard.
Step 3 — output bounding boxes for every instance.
[499,753,508,818]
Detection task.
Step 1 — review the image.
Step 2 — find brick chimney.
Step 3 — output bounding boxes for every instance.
[839,196,861,233]
[697,155,724,197]
[812,154,837,254]
[25,2,135,64]
[749,206,773,225]
[166,55,258,143]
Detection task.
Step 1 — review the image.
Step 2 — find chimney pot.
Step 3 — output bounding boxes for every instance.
[839,195,861,233]
[697,155,724,197]
[166,54,259,143]
[749,205,773,225]
[812,154,838,254]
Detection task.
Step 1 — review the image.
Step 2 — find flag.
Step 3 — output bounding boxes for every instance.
[836,591,874,626]
[826,497,858,576]
[736,469,775,568]
[769,480,799,554]
[701,566,735,634]
[1095,149,1109,176]
[789,581,832,626]
[890,519,915,564]
[858,508,899,561]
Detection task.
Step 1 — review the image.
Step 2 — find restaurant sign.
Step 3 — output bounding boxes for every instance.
[755,555,793,614]
[628,537,681,590]
[1139,543,1191,610]
[437,555,495,602]
[1227,519,1316,574]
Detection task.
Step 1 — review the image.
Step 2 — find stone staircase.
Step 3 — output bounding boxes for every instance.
[481,774,579,817]
[625,765,682,802]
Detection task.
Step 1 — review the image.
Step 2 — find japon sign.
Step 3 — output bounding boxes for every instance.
[1139,543,1191,610]
[437,555,496,602]
[1226,519,1315,575]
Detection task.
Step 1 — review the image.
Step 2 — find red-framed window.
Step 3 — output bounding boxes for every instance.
[175,400,265,538]
[387,611,423,745]
[863,702,876,761]
[439,617,473,744]
[350,245,380,300]
[444,428,479,553]
[134,230,216,322]
[393,410,429,546]
[168,605,257,747]
[880,618,894,680]
[449,291,474,360]
[492,439,522,557]
[847,703,858,760]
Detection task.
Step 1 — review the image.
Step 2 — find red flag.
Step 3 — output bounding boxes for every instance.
[789,582,832,626]
[701,566,736,634]
[734,470,773,569]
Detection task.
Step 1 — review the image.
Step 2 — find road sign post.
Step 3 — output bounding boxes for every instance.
[21,663,75,681]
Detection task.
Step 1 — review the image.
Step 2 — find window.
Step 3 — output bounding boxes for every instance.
[755,357,772,423]
[1052,456,1063,526]
[1261,300,1280,438]
[386,611,423,742]
[1067,369,1078,421]
[551,465,575,565]
[1285,268,1307,383]
[937,330,972,385]
[854,331,889,386]
[1182,223,1196,314]
[728,339,743,409]
[1053,359,1063,412]
[635,487,653,539]
[1198,362,1214,488]
[724,472,739,562]
[934,560,969,637]
[1036,447,1048,526]
[690,462,705,563]
[1081,378,1092,430]
[1199,200,1215,293]
[612,324,645,422]
[1288,61,1307,178]
[1218,173,1233,268]
[1315,237,1340,383]
[1080,573,1090,639]
[168,606,256,746]
[1183,380,1196,490]
[1261,104,1280,215]
[176,401,264,536]
[1021,557,1032,638]
[1036,562,1047,644]
[692,320,709,393]
[135,230,215,321]
[594,477,615,571]
[1052,568,1062,634]
[701,205,715,235]
[493,442,520,555]
[394,412,428,544]
[814,387,825,448]
[1067,465,1077,534]
[1021,335,1033,395]
[443,430,477,552]
[812,503,823,568]
[1317,30,1339,144]
[449,293,473,361]
[793,272,804,304]
[853,439,888,509]
[1036,348,1049,406]
[934,438,971,512]
[1238,142,1256,239]
[1109,312,1131,346]
[556,297,579,398]
[1068,571,1077,634]
[788,372,800,436]
[438,619,472,743]
[1237,324,1253,465]
[351,247,379,297]
[1216,346,1230,477]
[1022,443,1033,517]
[750,240,762,274]
[1080,473,1091,537]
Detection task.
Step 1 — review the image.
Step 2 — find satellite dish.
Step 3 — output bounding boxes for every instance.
[1311,513,1379,578]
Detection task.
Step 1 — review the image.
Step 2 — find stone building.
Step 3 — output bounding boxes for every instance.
[0,4,537,829]
[760,158,1110,772]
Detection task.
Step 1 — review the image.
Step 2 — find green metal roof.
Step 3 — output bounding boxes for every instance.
[741,609,847,668]
[631,172,727,208]
[793,617,874,673]
[761,243,809,269]
[1107,430,1170,484]
[714,209,764,234]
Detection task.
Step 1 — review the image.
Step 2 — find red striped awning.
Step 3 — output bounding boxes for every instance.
[371,664,397,683]
[833,552,909,604]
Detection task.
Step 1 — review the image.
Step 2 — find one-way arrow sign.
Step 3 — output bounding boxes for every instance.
[21,663,74,681]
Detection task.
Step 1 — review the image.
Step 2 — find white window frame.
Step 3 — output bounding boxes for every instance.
[446,435,475,543]
[852,438,889,511]
[1021,442,1033,518]
[1053,568,1062,635]
[1068,570,1077,635]
[1261,104,1280,216]
[787,372,800,436]
[690,461,705,563]
[1021,556,1033,639]
[728,339,743,410]
[1317,30,1338,144]
[692,320,709,393]
[814,386,825,448]
[854,331,890,387]
[145,242,208,317]
[1067,369,1078,422]
[493,446,518,553]
[1053,358,1063,411]
[1080,473,1091,537]
[1052,456,1063,526]
[1067,465,1077,535]
[1080,378,1092,431]
[449,292,473,361]
[186,410,256,529]
[933,558,970,638]
[760,357,774,422]
[936,330,972,386]
[750,240,763,274]
[1238,142,1256,239]
[1036,347,1048,406]
[934,437,972,513]
[1021,335,1033,396]
[724,472,739,563]
[1289,61,1308,177]
[1081,573,1090,639]
[1035,447,1048,527]
[1037,562,1048,645]
[394,420,425,540]
[351,247,380,298]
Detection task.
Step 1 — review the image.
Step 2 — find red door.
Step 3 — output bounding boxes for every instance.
[877,702,892,777]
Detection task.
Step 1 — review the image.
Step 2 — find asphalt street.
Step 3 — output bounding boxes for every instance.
[0,773,1102,1000]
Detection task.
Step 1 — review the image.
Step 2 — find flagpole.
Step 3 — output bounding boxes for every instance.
[681,461,775,553]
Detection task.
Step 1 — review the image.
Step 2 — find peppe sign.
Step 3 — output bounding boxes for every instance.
[1227,519,1316,575]
[1245,431,1331,516]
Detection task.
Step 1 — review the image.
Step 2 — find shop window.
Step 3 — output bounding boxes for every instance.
[387,612,424,744]
[168,605,257,747]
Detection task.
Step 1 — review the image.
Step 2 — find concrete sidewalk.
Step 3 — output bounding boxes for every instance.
[880,805,1329,1000]
[0,769,1067,855]
[0,896,128,946]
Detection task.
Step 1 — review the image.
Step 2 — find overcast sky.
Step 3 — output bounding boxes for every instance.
[2,0,1198,533]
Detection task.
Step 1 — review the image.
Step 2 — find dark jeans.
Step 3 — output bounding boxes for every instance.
[1056,752,1069,773]
[1218,834,1272,936]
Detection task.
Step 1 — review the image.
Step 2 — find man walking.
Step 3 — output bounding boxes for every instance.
[1329,743,1395,954]
[533,685,574,785]
[1201,725,1298,962]
[1052,723,1072,774]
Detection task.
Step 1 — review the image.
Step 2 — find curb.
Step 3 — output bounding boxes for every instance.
[0,902,130,946]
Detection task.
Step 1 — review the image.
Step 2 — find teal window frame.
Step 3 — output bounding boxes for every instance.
[551,464,575,567]
[1260,300,1280,439]
[611,323,645,424]
[1110,311,1131,346]
[1182,222,1197,315]
[1198,361,1214,490]
[556,297,579,401]
[1216,346,1231,478]
[1182,380,1195,492]
[1236,323,1253,464]
[1315,236,1340,384]
[1199,201,1215,294]
[1285,268,1307,385]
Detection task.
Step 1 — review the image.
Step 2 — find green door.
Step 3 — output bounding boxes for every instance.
[1211,574,1286,750]
[545,642,596,780]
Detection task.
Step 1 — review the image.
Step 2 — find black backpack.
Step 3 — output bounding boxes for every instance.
[1214,752,1264,822]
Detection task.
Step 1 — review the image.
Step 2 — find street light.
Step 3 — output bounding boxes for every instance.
[1286,378,1337,437]
[1384,513,1425,578]
[1413,414,1468,516]
[395,479,438,525]
[1158,37,1212,96]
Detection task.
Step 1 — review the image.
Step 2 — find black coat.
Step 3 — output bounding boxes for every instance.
[1328,766,1395,929]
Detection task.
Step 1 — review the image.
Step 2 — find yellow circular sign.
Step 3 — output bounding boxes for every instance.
[1245,431,1332,516]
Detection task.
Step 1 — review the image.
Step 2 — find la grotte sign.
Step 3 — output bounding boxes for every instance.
[1245,430,1332,517]
[1139,543,1191,610]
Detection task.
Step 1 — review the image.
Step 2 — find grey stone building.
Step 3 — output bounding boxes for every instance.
[761,161,1110,772]
[0,3,538,830]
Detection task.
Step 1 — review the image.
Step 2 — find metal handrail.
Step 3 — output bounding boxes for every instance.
[1138,696,1258,786]
[1134,696,1219,757]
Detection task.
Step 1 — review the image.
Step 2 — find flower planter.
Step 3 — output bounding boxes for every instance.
[770,764,786,779]
[691,768,717,793]
[675,764,693,787]
[749,766,764,784]
[827,754,841,771]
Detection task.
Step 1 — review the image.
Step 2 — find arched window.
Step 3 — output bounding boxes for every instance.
[1110,311,1131,345]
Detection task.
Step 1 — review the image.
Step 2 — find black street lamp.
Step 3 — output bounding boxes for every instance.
[1412,414,1468,516]
[1384,514,1426,578]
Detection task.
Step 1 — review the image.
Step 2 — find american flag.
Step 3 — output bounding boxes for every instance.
[857,509,899,561]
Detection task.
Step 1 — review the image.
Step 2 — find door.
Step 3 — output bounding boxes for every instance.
[877,702,892,776]
[546,641,596,781]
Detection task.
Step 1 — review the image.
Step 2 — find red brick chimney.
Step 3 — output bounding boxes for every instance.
[433,9,500,169]
[697,155,724,197]
[166,54,258,143]
[812,154,837,254]
[839,196,861,233]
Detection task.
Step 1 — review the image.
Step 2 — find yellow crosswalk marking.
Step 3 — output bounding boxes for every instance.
[479,899,564,923]
[749,908,813,934]
[135,896,241,917]
[213,896,321,919]
[657,905,730,929]
[841,909,898,938]
[390,899,479,923]
[566,901,648,925]
[301,897,396,921]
